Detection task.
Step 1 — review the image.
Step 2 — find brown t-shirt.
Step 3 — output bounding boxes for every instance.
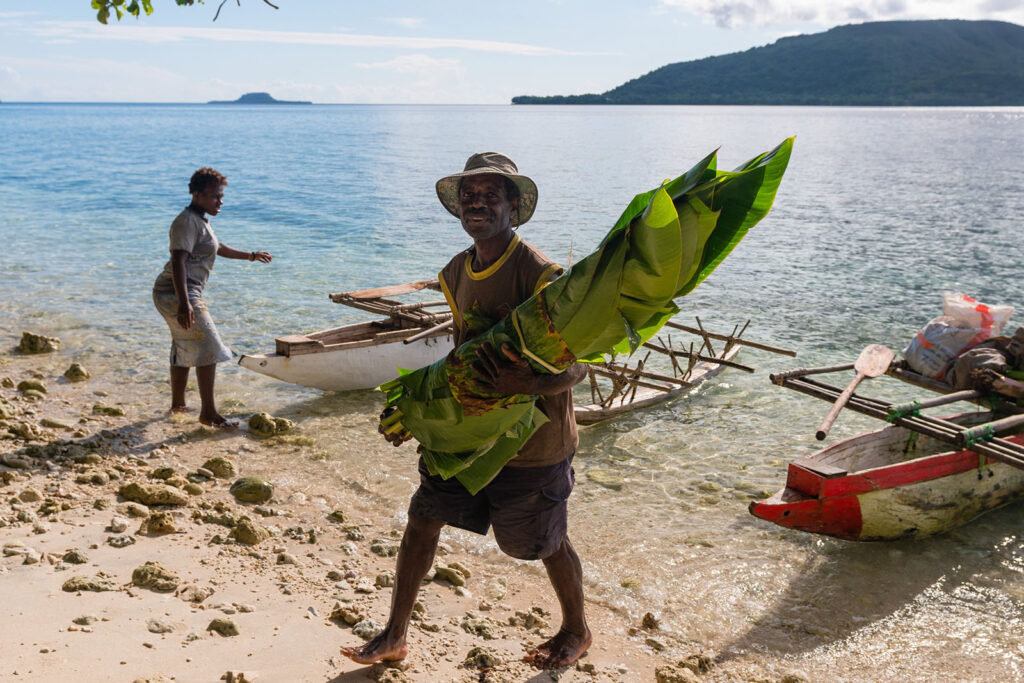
[439,234,577,468]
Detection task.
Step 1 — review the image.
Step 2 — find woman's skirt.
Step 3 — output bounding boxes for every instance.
[153,290,233,368]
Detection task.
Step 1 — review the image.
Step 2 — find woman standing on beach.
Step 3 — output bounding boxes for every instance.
[152,167,272,428]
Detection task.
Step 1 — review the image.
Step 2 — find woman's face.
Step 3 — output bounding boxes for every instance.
[192,185,224,216]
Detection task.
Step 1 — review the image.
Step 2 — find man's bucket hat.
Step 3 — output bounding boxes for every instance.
[436,152,538,226]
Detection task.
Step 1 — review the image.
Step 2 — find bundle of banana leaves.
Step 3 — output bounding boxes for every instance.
[381,138,794,493]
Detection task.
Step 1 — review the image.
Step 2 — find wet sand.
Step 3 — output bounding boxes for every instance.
[0,336,707,683]
[4,328,1023,682]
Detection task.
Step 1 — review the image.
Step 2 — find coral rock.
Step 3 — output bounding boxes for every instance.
[131,561,180,592]
[64,363,91,382]
[17,332,60,354]
[229,477,274,503]
[229,517,271,546]
[247,412,295,438]
[207,618,239,637]
[202,457,237,479]
[118,482,189,507]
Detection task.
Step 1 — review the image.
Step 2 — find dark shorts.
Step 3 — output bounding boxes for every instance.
[408,455,575,561]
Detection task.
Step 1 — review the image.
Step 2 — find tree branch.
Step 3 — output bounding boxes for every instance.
[91,0,279,23]
[213,0,228,21]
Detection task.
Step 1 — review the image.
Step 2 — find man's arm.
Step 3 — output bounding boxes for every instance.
[474,343,586,396]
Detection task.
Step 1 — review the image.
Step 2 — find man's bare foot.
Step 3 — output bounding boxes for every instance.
[198,412,238,429]
[170,406,195,414]
[523,628,592,669]
[340,631,408,665]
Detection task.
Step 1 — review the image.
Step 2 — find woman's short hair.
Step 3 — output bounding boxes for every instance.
[188,167,228,195]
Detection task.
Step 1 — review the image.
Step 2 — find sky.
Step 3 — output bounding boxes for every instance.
[1,1,1022,103]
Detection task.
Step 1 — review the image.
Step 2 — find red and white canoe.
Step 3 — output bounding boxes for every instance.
[749,413,1024,541]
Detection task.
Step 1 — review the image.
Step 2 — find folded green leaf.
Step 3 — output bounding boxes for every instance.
[382,138,794,493]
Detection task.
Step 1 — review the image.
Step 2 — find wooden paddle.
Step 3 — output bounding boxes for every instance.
[816,344,895,441]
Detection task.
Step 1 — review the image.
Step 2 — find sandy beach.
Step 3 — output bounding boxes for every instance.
[1,330,805,683]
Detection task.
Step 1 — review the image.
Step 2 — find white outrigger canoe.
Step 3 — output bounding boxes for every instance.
[240,287,795,428]
[239,280,453,392]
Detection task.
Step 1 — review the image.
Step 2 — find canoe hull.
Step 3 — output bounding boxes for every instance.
[239,334,451,392]
[750,416,1024,541]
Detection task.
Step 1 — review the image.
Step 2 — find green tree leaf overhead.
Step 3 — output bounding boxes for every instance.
[91,0,279,23]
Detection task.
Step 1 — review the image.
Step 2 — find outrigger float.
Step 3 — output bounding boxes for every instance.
[750,357,1024,541]
[239,280,454,392]
[575,319,795,424]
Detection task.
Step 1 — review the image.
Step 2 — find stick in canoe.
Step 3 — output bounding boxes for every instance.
[815,344,895,441]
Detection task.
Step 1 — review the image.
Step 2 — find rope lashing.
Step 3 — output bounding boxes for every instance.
[902,430,920,454]
[886,399,922,423]
[964,424,996,447]
[977,453,994,479]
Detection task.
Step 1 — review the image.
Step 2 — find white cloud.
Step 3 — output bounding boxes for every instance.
[0,64,21,84]
[356,54,461,74]
[383,17,424,29]
[26,21,592,56]
[658,0,1024,28]
[0,54,198,101]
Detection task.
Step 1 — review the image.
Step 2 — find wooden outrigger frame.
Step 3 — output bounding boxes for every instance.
[771,360,1024,469]
[270,280,454,358]
[576,317,796,424]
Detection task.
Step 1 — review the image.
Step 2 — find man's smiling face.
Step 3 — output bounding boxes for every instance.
[458,174,518,242]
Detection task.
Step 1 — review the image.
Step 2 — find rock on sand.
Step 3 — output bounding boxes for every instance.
[118,482,189,507]
[17,332,61,354]
[207,618,239,637]
[229,517,271,545]
[131,562,180,592]
[64,363,91,382]
[247,412,295,438]
[229,477,274,503]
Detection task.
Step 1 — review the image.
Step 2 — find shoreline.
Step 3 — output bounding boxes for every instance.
[0,332,724,683]
[4,327,1024,681]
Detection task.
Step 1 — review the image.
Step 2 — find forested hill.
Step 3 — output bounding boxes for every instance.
[513,20,1024,105]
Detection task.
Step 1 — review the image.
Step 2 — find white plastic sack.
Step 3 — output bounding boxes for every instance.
[902,293,1014,380]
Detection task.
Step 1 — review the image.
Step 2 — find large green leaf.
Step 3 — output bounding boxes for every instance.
[381,139,794,492]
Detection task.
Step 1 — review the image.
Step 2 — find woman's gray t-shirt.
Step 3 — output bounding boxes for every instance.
[153,207,219,297]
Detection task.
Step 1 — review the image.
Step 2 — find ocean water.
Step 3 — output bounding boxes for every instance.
[2,103,1024,679]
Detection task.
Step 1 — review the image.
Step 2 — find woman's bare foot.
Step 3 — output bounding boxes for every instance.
[170,406,195,414]
[523,628,592,669]
[198,411,237,429]
[340,630,408,665]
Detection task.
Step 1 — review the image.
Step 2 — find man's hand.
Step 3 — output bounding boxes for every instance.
[378,406,412,447]
[473,342,538,396]
[251,250,272,263]
[176,302,194,330]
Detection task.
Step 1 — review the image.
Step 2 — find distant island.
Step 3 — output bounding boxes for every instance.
[513,20,1024,106]
[207,92,312,105]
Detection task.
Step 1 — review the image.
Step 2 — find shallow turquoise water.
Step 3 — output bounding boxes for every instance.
[2,104,1024,679]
